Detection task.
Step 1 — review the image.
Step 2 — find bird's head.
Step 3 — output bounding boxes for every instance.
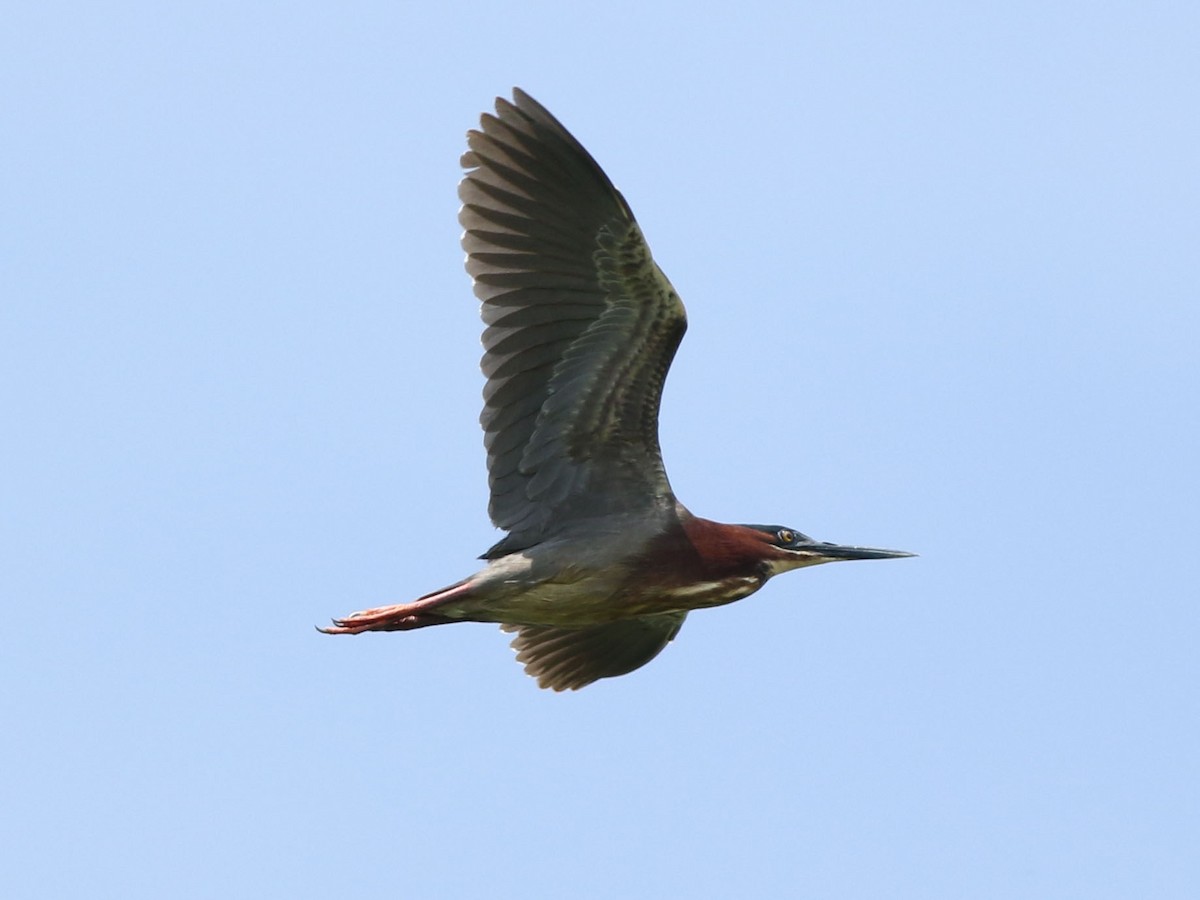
[740,524,915,575]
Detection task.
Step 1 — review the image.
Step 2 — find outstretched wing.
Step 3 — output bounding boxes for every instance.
[459,89,687,554]
[501,613,687,691]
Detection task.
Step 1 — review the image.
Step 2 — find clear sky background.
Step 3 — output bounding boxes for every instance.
[3,2,1197,898]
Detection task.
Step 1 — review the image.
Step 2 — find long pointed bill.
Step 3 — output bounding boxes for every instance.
[808,542,915,561]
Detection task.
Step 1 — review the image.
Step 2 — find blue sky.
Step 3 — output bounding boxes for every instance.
[3,2,1198,897]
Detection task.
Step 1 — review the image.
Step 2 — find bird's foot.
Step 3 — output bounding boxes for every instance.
[318,578,476,635]
[318,603,429,634]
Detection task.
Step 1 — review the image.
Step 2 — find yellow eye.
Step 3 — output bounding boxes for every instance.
[777,529,796,544]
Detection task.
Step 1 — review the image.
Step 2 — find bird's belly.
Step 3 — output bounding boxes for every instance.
[431,554,630,627]
[447,573,765,626]
[444,578,630,626]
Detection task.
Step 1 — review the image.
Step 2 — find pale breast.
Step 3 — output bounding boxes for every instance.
[657,575,765,610]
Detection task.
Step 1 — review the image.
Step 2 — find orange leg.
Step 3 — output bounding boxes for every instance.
[318,578,475,634]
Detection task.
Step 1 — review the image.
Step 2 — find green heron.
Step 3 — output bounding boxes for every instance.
[321,89,912,690]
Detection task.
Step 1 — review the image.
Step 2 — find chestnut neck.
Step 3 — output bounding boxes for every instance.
[678,516,777,580]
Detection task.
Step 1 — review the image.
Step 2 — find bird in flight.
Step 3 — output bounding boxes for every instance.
[321,89,912,690]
